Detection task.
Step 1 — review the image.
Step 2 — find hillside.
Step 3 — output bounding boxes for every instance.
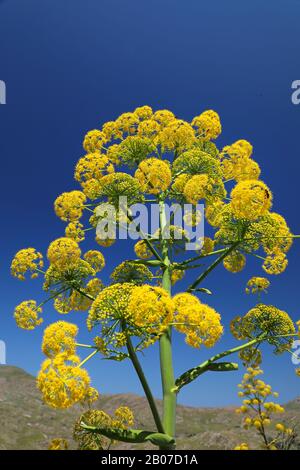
[0,365,299,450]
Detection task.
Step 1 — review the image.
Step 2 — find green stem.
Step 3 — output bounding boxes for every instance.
[78,349,99,367]
[125,332,165,435]
[158,198,176,449]
[174,335,266,392]
[76,343,97,349]
[187,242,240,292]
[178,248,229,267]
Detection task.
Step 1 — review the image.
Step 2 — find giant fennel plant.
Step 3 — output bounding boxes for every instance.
[11,106,300,450]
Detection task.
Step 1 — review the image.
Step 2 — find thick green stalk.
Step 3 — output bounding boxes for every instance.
[158,199,176,448]
[125,333,165,435]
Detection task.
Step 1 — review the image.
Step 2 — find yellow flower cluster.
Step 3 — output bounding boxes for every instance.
[42,321,78,358]
[138,119,161,138]
[220,140,260,182]
[173,293,223,348]
[234,442,249,450]
[158,119,196,152]
[134,240,153,259]
[11,248,43,280]
[223,251,246,273]
[230,304,295,353]
[74,152,114,199]
[127,285,174,338]
[75,153,114,184]
[111,261,152,285]
[54,190,86,221]
[87,283,135,344]
[37,353,98,409]
[246,277,270,295]
[192,110,222,140]
[235,368,295,450]
[183,174,210,204]
[135,158,172,194]
[171,269,185,285]
[47,237,81,268]
[14,300,43,330]
[134,105,153,120]
[88,283,175,350]
[84,250,105,273]
[263,248,288,275]
[205,200,226,227]
[98,172,143,206]
[65,220,85,242]
[115,112,139,134]
[231,180,272,221]
[59,278,103,314]
[198,236,215,254]
[118,136,156,167]
[48,439,69,450]
[83,129,107,153]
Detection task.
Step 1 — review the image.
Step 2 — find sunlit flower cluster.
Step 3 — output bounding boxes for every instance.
[11,248,44,280]
[235,368,296,450]
[47,237,81,268]
[134,240,153,259]
[42,321,78,358]
[135,158,171,194]
[65,221,85,243]
[231,180,272,221]
[173,293,223,348]
[127,285,175,341]
[246,277,270,295]
[230,304,295,353]
[37,353,98,409]
[223,250,246,273]
[14,300,43,330]
[54,191,86,222]
[191,110,222,140]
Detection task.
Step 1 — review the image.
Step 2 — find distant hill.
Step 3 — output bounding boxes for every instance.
[0,365,299,450]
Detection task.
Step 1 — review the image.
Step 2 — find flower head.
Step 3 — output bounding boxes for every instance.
[84,250,105,273]
[223,251,246,273]
[246,277,270,295]
[111,261,152,285]
[42,321,78,358]
[11,248,43,280]
[54,191,86,221]
[134,240,153,259]
[47,238,81,268]
[83,130,107,153]
[231,180,272,221]
[173,293,223,348]
[192,110,221,140]
[135,158,171,194]
[14,300,43,330]
[37,353,97,409]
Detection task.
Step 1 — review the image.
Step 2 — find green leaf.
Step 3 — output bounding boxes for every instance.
[194,287,213,295]
[80,423,175,447]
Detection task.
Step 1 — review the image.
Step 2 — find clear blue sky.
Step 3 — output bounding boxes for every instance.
[0,0,300,407]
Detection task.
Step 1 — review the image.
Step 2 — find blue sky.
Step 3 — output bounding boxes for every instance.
[0,0,300,407]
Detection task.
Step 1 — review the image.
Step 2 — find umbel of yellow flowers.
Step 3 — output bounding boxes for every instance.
[10,106,300,450]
